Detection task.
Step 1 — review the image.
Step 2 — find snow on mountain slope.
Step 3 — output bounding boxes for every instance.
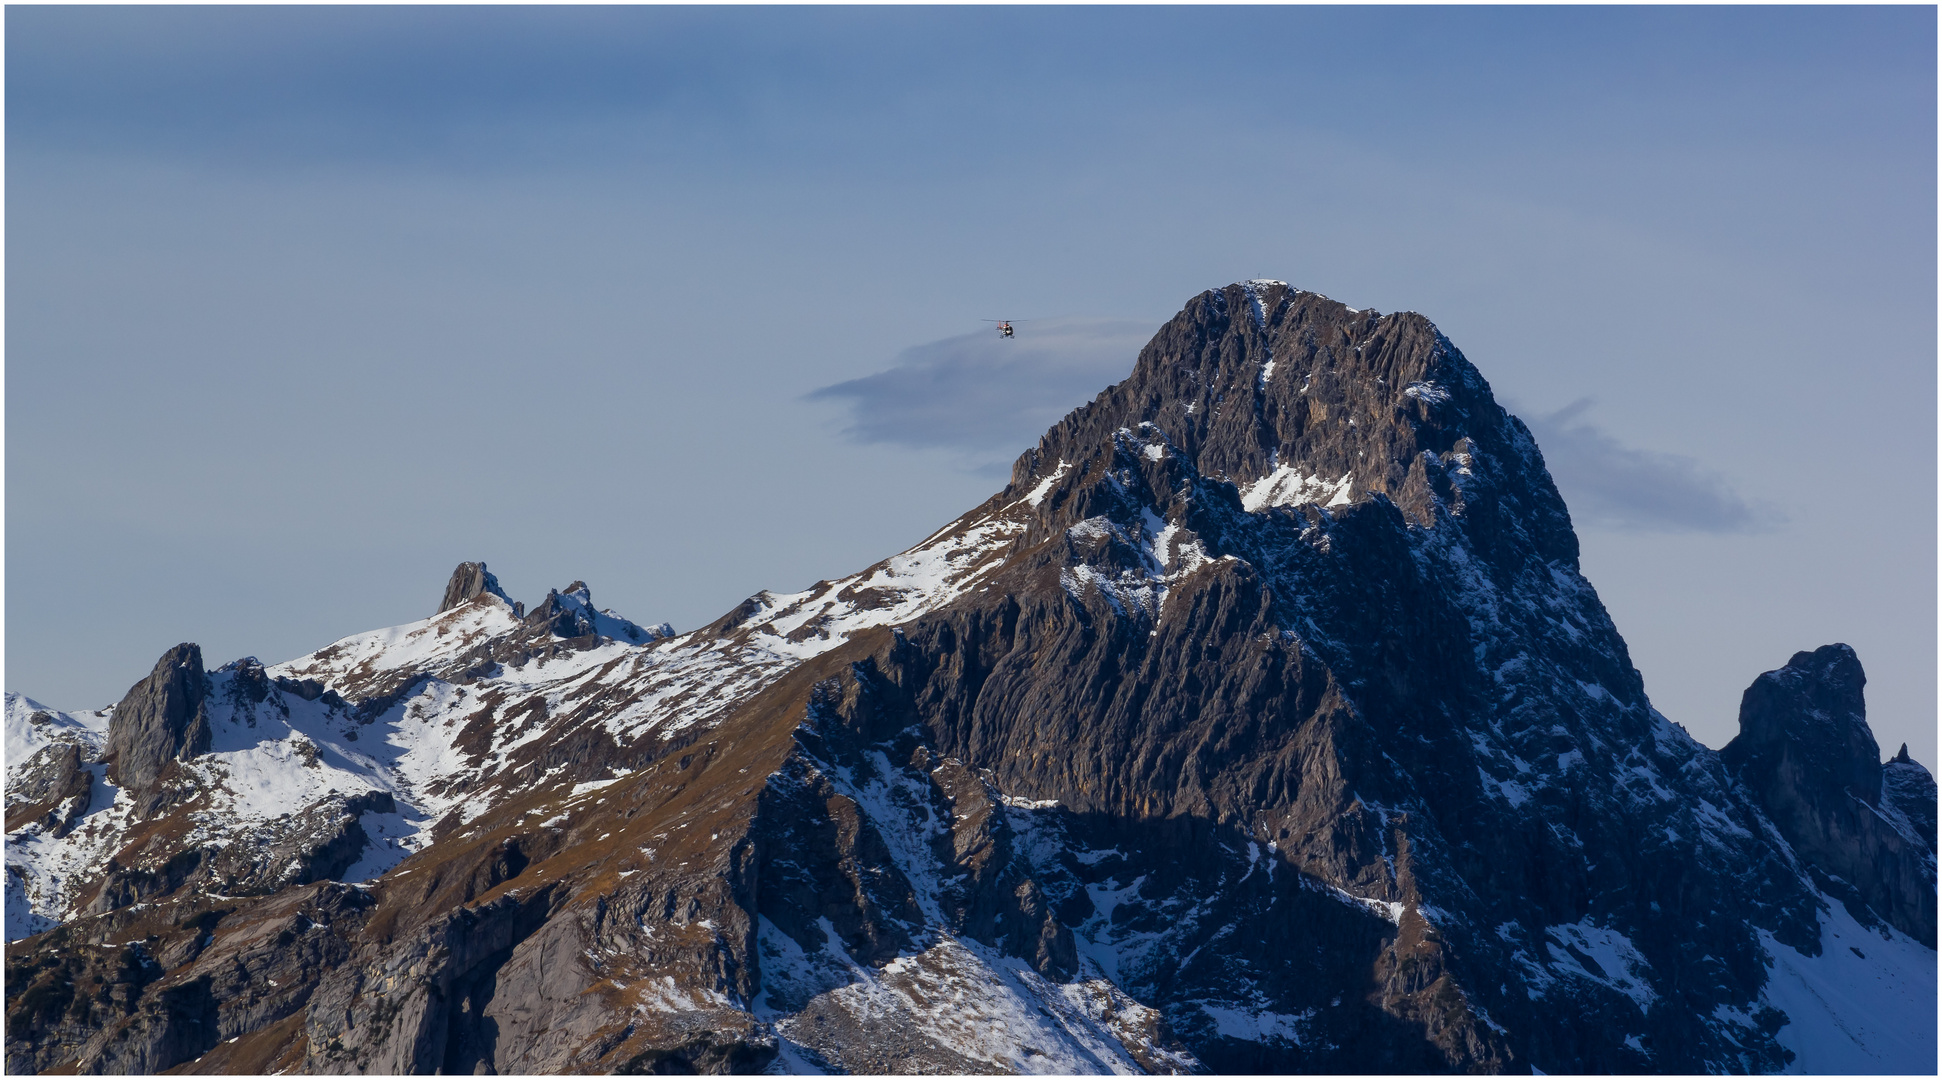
[1761,885,1937,1072]
[5,694,111,765]
[3,504,1044,940]
[772,934,1188,1075]
[5,765,128,934]
[5,694,117,937]
[746,719,1201,1074]
[723,507,1027,663]
[270,593,525,696]
[7,662,413,930]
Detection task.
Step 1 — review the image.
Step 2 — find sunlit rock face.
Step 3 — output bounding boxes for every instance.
[6,283,1933,1075]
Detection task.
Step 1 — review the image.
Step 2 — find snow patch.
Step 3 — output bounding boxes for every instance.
[1402,381,1451,405]
[1543,919,1657,1009]
[1198,1001,1314,1045]
[1024,461,1071,508]
[1240,466,1353,513]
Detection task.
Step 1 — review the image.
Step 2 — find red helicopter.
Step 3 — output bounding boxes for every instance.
[981,319,1016,339]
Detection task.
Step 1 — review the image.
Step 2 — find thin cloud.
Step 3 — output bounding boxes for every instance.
[807,318,1153,471]
[1521,399,1782,534]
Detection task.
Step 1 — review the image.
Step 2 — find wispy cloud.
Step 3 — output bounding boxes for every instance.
[1520,399,1781,534]
[807,318,1153,473]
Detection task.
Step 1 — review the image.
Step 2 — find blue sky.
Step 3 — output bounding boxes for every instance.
[7,6,1935,762]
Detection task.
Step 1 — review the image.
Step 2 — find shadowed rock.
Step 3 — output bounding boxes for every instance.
[1725,645,1879,803]
[1723,644,1936,945]
[1884,746,1938,856]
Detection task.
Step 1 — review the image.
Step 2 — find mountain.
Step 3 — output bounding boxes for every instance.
[6,281,1934,1074]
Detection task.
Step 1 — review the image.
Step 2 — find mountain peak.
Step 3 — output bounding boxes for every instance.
[1005,279,1578,565]
[1723,643,1932,943]
[437,560,515,615]
[523,580,665,645]
[101,642,211,813]
[1726,642,1876,803]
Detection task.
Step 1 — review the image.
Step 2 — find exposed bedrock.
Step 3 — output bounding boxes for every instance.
[1723,644,1937,946]
[80,790,397,920]
[437,560,515,615]
[5,742,94,837]
[1884,744,1938,855]
[4,883,376,1076]
[303,884,562,1074]
[102,643,213,815]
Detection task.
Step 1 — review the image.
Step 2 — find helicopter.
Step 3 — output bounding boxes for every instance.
[981,319,1016,339]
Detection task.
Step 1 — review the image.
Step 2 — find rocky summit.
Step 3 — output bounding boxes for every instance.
[5,281,1934,1074]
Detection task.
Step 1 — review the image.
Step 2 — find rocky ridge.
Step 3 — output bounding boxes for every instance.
[5,281,1934,1074]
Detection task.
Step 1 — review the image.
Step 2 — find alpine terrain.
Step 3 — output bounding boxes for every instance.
[6,281,1934,1074]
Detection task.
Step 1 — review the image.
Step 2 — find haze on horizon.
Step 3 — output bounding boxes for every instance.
[6,6,1935,763]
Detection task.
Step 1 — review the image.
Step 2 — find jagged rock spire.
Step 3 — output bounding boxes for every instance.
[101,643,212,810]
[1884,746,1938,858]
[1723,643,1934,944]
[1724,643,1877,804]
[438,561,515,615]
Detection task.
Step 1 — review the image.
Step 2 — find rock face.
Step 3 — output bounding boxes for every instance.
[523,580,661,644]
[6,281,1935,1075]
[5,883,377,1075]
[100,643,211,813]
[437,560,516,615]
[1725,646,1879,808]
[1723,645,1937,946]
[1885,745,1938,855]
[4,744,92,838]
